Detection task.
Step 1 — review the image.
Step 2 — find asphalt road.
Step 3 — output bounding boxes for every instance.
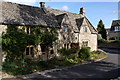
[28,48,120,79]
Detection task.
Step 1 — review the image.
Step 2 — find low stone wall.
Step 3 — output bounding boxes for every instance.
[98,40,120,50]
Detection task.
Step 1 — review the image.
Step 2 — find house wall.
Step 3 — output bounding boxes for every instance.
[0,25,7,35]
[79,21,97,51]
[108,31,120,40]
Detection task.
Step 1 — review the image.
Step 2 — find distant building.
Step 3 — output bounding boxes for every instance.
[106,20,120,40]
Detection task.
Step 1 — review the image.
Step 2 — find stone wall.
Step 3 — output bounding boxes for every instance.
[79,19,97,51]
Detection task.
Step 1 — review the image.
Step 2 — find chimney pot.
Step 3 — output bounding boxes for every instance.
[40,2,45,8]
[80,8,85,16]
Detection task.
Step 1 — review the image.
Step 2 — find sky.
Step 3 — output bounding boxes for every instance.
[3,0,118,28]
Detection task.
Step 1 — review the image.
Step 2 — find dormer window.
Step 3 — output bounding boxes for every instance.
[83,27,87,32]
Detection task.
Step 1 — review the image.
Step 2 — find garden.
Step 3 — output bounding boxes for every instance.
[2,47,107,75]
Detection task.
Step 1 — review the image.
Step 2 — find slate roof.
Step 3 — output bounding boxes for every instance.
[46,7,82,32]
[56,13,66,25]
[0,1,59,27]
[1,1,97,33]
[111,20,120,27]
[47,7,97,33]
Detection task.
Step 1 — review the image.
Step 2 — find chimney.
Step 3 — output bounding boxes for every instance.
[80,8,85,16]
[40,2,45,8]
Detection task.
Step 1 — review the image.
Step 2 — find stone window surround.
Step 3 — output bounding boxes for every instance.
[82,40,89,47]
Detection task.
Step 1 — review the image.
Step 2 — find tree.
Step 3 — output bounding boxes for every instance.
[97,20,107,40]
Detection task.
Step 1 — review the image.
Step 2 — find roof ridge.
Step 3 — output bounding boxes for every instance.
[47,7,80,15]
[3,1,41,9]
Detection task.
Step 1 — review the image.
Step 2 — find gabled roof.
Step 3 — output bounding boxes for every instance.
[84,17,97,33]
[56,13,66,25]
[76,17,97,34]
[46,7,81,32]
[1,1,59,27]
[111,20,120,31]
[76,17,84,30]
[56,13,71,26]
[111,20,120,27]
[47,7,97,33]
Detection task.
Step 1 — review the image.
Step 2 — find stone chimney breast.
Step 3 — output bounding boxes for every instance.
[40,2,45,8]
[80,8,85,16]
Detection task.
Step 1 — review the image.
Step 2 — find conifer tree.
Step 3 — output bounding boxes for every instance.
[97,20,107,40]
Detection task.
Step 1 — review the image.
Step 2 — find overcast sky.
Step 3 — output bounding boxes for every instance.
[3,0,118,28]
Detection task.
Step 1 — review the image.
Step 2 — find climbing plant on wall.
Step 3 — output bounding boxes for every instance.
[2,25,58,62]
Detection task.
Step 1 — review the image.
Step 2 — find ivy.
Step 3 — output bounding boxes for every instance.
[2,25,58,62]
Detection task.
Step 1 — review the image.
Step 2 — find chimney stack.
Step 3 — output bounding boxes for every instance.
[40,2,45,8]
[80,8,85,16]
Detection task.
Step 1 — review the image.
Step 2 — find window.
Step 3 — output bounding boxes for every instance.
[64,43,69,49]
[115,26,120,31]
[30,47,34,57]
[50,50,54,54]
[64,26,68,32]
[26,47,29,55]
[41,45,46,52]
[82,41,88,47]
[25,47,34,57]
[26,27,29,34]
[64,26,66,32]
[26,27,34,34]
[83,27,87,32]
[66,26,68,32]
[30,27,33,34]
[115,37,120,40]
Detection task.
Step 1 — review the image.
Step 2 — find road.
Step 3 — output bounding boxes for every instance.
[24,48,119,79]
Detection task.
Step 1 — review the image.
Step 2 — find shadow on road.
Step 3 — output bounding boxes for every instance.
[100,48,120,54]
[16,60,119,79]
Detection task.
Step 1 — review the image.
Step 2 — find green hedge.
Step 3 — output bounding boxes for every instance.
[78,47,91,61]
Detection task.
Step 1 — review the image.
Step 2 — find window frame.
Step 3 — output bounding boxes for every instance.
[82,41,88,47]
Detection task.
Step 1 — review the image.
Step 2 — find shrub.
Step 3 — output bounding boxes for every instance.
[109,37,115,40]
[2,61,33,75]
[78,47,91,61]
[58,47,79,56]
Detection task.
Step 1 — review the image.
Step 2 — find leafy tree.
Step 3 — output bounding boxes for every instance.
[97,20,107,40]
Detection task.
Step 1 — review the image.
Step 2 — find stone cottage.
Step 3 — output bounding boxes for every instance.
[0,1,97,61]
[106,20,120,40]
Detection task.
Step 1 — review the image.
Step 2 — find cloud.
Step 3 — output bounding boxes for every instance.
[113,10,120,14]
[3,0,37,5]
[62,6,69,11]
